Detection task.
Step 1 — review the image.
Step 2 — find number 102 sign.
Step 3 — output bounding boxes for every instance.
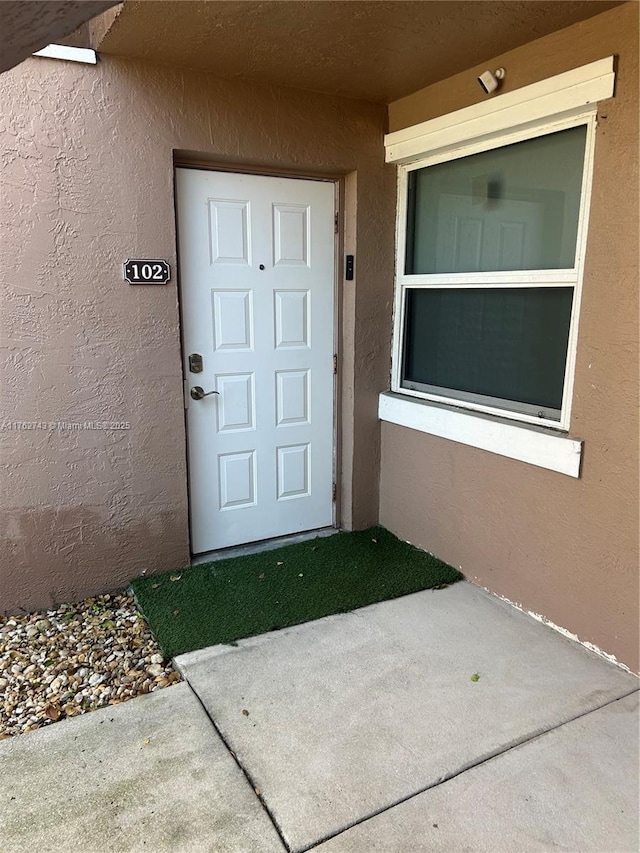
[123,259,171,284]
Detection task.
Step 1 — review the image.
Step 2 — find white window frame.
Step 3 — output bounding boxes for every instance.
[392,111,596,431]
[381,57,615,477]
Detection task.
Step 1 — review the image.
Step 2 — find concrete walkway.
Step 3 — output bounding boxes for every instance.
[1,582,638,852]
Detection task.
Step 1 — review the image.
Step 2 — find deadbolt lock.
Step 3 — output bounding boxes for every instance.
[188,353,203,373]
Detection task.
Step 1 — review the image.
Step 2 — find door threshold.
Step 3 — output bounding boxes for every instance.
[190,527,338,566]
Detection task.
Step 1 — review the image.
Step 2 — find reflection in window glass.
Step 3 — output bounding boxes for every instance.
[405,126,587,274]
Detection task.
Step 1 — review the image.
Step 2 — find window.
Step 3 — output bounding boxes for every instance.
[381,57,615,476]
[393,119,593,429]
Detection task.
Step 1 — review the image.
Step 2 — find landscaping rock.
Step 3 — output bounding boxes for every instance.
[0,593,181,739]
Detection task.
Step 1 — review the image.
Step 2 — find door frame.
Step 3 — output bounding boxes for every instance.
[173,157,344,557]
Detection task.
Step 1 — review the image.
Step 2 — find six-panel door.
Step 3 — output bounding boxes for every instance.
[175,168,335,553]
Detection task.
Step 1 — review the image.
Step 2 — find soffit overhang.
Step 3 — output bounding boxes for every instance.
[0,0,118,74]
[93,0,624,104]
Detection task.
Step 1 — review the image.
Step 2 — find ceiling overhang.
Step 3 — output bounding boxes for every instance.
[92,1,624,104]
[0,0,119,74]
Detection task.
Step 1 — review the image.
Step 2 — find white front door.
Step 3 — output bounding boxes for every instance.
[176,168,335,553]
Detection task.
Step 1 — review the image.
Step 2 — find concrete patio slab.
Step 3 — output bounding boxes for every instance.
[0,682,285,853]
[176,582,638,852]
[314,691,640,852]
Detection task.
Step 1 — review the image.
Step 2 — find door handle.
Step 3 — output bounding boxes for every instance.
[190,386,219,400]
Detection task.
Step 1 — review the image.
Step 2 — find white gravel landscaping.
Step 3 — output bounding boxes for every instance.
[0,592,181,739]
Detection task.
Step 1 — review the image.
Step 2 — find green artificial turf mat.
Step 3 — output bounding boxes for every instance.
[130,526,463,657]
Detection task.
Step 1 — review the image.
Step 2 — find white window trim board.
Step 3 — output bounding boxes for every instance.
[382,57,618,474]
[389,111,597,432]
[385,56,614,164]
[397,108,596,177]
[379,392,583,478]
[33,45,97,65]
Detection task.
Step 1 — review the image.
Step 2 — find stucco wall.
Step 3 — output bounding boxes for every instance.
[381,4,639,671]
[0,55,394,612]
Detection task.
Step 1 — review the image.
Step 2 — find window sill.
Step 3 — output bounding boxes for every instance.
[378,391,582,478]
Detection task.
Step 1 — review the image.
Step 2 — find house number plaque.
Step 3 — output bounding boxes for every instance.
[123,259,171,284]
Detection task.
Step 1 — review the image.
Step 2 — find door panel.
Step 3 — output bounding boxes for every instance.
[176,168,335,553]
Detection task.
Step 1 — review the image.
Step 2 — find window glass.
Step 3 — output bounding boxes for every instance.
[402,287,574,416]
[405,126,587,274]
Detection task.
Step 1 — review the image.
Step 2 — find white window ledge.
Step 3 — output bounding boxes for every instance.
[379,392,583,478]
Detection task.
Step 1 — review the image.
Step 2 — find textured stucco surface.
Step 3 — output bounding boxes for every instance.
[0,1,118,74]
[0,56,394,612]
[380,4,640,672]
[93,0,622,104]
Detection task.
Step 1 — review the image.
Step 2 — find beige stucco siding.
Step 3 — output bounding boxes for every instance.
[0,56,394,612]
[381,4,639,671]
